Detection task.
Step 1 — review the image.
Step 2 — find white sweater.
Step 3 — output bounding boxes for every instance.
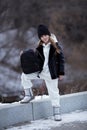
[42,34,58,74]
[42,43,50,73]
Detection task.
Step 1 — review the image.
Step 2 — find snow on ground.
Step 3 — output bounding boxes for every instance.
[6,110,87,130]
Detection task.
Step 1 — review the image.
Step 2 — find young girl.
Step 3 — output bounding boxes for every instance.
[20,24,65,121]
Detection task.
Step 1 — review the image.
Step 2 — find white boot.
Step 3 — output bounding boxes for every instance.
[20,88,34,103]
[53,107,62,121]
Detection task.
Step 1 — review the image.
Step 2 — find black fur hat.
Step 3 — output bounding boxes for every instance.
[37,24,51,39]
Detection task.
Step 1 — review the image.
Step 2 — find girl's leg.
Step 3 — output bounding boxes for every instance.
[45,79,60,107]
[21,72,39,89]
[20,72,39,103]
[45,78,61,121]
[39,72,60,107]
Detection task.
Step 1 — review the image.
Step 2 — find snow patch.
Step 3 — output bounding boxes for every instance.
[6,110,87,130]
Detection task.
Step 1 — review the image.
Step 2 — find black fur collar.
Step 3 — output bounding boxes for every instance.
[36,44,56,60]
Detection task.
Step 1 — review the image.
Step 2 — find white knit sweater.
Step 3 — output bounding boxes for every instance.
[42,43,50,73]
[42,34,58,74]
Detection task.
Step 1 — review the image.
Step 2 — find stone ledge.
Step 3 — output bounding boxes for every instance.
[0,91,87,129]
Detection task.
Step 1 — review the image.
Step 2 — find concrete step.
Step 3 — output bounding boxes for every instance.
[0,91,87,129]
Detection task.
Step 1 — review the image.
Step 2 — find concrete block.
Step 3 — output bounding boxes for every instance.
[0,103,33,129]
[32,99,53,120]
[60,91,87,113]
[0,91,87,129]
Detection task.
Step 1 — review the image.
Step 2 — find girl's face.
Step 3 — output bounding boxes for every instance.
[41,35,50,44]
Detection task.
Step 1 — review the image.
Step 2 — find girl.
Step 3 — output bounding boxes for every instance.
[20,24,65,121]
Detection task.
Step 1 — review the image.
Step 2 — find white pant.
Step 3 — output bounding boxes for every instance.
[21,72,60,107]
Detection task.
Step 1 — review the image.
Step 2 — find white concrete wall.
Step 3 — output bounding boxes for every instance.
[0,91,87,129]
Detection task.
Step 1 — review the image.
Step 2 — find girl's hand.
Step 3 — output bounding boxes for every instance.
[20,50,23,56]
[59,75,64,80]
